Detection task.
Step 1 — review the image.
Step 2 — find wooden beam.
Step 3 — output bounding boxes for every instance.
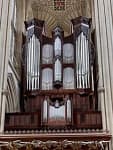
[0,132,111,141]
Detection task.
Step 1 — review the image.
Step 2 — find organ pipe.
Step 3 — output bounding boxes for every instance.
[54,59,62,82]
[76,32,90,88]
[25,19,44,91]
[49,100,65,120]
[52,26,64,88]
[43,99,48,122]
[54,37,61,56]
[67,99,71,121]
[42,44,53,64]
[72,16,92,89]
[42,68,53,90]
[63,67,74,89]
[26,34,40,90]
[63,43,74,63]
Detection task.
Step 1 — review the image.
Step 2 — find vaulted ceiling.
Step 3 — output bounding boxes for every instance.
[26,0,92,37]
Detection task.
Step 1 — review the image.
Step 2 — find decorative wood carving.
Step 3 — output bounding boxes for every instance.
[0,139,110,150]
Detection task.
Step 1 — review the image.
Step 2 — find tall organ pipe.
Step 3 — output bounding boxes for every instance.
[25,19,44,91]
[27,35,40,90]
[67,99,71,121]
[43,99,48,122]
[52,26,64,88]
[76,33,90,89]
[72,17,92,89]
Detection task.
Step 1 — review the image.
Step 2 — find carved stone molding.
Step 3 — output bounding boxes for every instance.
[1,140,109,150]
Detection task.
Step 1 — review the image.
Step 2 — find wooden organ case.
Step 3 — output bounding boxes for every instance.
[5,17,102,131]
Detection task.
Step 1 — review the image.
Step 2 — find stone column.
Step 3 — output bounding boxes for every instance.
[0,0,10,133]
[0,0,26,133]
[93,0,107,131]
[0,0,3,21]
[93,0,113,149]
[16,0,27,76]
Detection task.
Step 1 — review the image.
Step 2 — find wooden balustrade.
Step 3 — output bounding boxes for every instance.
[5,112,41,130]
[74,111,102,129]
[5,111,102,130]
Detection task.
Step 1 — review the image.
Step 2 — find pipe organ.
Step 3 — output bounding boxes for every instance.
[20,17,102,129]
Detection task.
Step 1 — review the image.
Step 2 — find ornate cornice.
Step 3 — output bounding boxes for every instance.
[0,139,110,150]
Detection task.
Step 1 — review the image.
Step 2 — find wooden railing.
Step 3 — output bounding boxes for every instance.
[5,111,102,130]
[5,112,41,130]
[74,111,102,129]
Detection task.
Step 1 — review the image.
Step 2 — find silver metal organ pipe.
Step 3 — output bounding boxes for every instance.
[32,35,35,89]
[27,42,29,90]
[82,33,85,88]
[34,35,36,89]
[33,35,36,89]
[67,99,71,121]
[81,32,83,88]
[28,38,30,90]
[43,99,48,122]
[32,35,35,90]
[35,37,38,89]
[84,36,88,88]
[36,38,39,89]
[76,32,91,89]
[28,38,32,90]
[33,35,36,90]
[33,35,35,90]
[31,35,34,90]
[34,35,37,90]
[54,59,61,81]
[30,36,33,90]
[91,66,94,91]
[27,40,28,90]
[29,36,32,90]
[84,35,87,88]
[86,39,90,88]
[36,38,38,89]
[27,35,40,90]
[37,38,40,89]
[76,38,78,88]
[78,34,81,88]
[25,19,44,91]
[72,17,92,89]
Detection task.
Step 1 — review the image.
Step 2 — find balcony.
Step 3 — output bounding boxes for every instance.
[5,112,41,130]
[74,111,102,129]
[5,111,102,131]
